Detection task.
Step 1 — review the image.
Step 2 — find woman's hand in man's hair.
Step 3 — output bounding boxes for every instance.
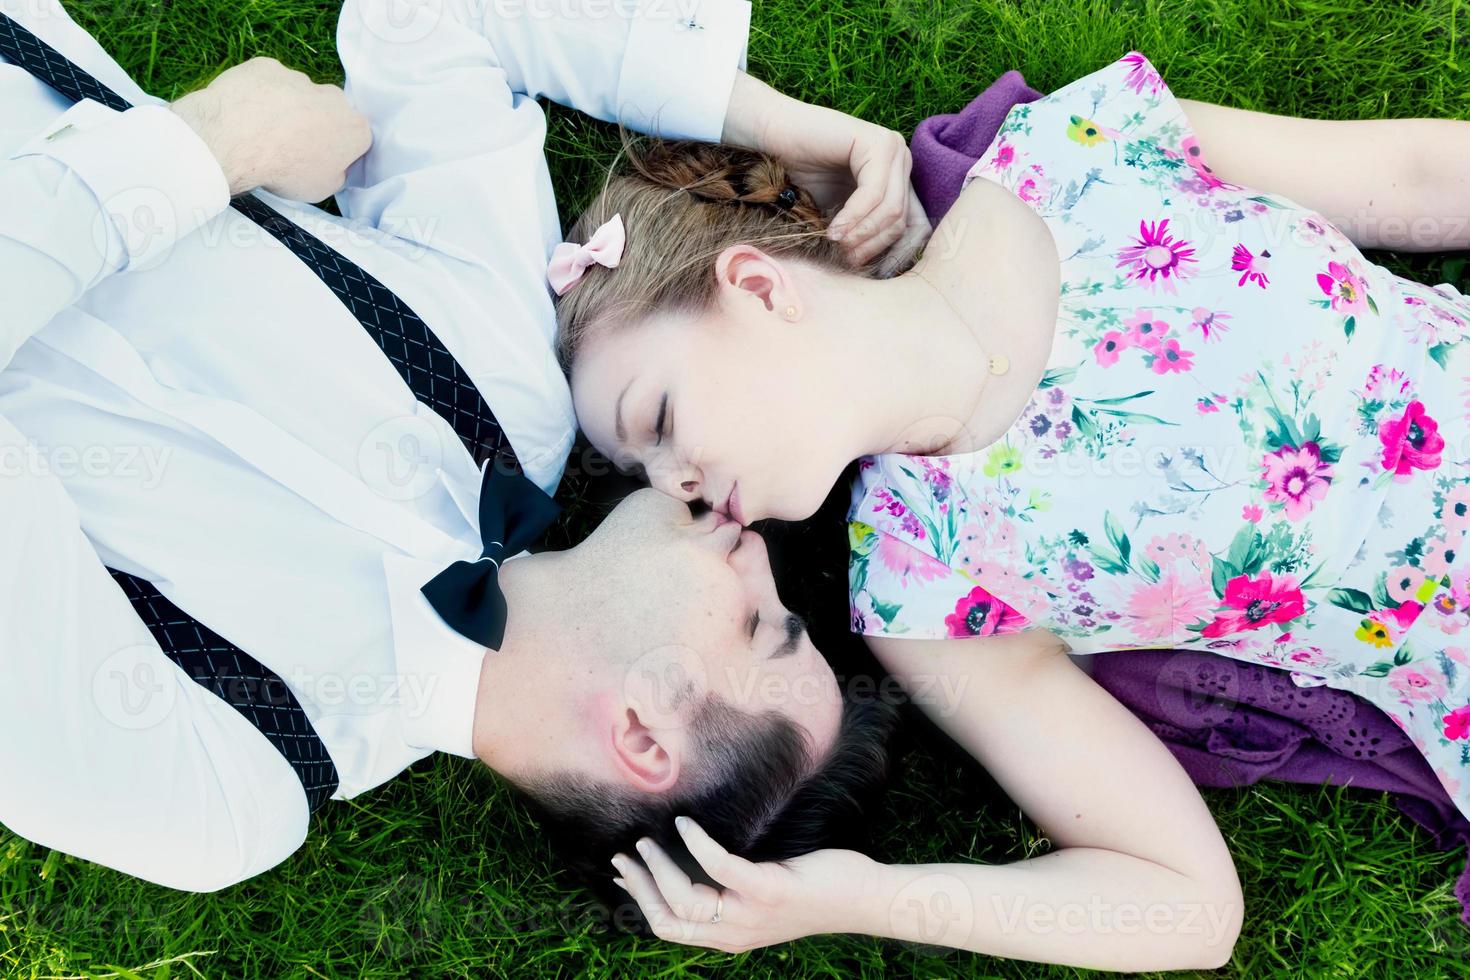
[610,816,877,953]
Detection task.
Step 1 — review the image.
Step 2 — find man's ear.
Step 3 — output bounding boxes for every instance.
[607,706,682,793]
[715,244,801,318]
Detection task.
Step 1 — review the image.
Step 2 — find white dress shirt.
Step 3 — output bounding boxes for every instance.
[0,0,750,891]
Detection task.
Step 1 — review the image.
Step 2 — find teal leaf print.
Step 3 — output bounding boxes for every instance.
[1086,389,1157,405]
[1247,195,1289,209]
[1105,513,1131,565]
[1328,587,1377,615]
[1071,404,1098,441]
[1090,408,1176,426]
[1211,555,1232,598]
[1361,662,1392,678]
[1225,524,1265,576]
[1344,315,1356,339]
[1366,293,1379,316]
[871,597,902,627]
[1089,545,1130,576]
[1088,513,1132,576]
[1371,572,1394,610]
[1298,561,1329,589]
[1262,412,1300,452]
[1429,343,1453,369]
[1039,365,1080,388]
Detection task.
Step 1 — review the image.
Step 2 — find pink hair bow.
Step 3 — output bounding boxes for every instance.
[547,213,625,296]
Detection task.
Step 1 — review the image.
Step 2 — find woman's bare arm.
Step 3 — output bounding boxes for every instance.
[614,629,1241,971]
[853,629,1242,970]
[1180,98,1470,250]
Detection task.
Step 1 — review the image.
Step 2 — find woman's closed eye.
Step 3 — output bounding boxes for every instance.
[652,393,670,446]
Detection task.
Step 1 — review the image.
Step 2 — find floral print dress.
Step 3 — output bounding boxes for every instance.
[849,52,1470,818]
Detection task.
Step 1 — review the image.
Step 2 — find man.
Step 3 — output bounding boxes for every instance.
[0,0,909,892]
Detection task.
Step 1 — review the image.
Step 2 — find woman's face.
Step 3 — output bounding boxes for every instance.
[571,291,852,525]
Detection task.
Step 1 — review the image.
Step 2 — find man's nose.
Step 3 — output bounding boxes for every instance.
[650,460,703,504]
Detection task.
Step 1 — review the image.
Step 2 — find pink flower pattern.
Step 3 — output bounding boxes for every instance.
[1116,219,1197,293]
[850,52,1470,819]
[1260,443,1333,520]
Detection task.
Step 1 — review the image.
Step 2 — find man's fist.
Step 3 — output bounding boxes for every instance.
[170,57,372,201]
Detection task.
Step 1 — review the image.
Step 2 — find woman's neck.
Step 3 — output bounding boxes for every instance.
[812,265,1009,460]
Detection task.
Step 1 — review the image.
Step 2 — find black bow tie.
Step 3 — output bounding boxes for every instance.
[420,465,561,649]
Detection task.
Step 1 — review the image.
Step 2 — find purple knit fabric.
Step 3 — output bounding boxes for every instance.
[907,73,1470,923]
[909,70,1042,221]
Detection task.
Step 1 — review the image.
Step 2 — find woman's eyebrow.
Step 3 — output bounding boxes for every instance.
[614,380,632,442]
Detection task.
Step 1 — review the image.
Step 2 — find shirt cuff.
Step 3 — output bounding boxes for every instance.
[618,0,751,142]
[12,100,231,270]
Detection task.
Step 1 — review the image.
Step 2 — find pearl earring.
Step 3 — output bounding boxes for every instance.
[784,305,797,319]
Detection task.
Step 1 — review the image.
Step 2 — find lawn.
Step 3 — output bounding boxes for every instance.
[6,0,1470,976]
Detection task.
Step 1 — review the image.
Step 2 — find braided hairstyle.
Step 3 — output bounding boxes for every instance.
[555,138,866,370]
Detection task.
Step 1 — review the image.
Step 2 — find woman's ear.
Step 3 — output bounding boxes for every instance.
[715,245,801,319]
[607,706,682,793]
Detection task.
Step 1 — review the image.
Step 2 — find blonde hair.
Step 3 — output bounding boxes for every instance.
[554,138,871,370]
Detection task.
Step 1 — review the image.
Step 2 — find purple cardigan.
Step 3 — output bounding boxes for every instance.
[907,72,1470,924]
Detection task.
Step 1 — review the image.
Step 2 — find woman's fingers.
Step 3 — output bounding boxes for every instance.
[675,816,766,895]
[845,148,913,265]
[828,136,916,267]
[635,838,721,922]
[612,852,706,946]
[873,187,933,277]
[827,159,886,245]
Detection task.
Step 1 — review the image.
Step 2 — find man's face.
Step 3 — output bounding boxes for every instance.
[563,488,843,766]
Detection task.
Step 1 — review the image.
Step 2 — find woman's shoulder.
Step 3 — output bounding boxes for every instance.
[973,51,1193,170]
[1031,51,1173,116]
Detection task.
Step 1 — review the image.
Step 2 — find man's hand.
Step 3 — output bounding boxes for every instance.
[170,57,372,201]
[723,73,931,273]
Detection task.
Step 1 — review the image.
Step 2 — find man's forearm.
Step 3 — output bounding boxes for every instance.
[721,71,784,149]
[0,101,227,369]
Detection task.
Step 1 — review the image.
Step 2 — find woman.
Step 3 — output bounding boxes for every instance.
[557,52,1470,963]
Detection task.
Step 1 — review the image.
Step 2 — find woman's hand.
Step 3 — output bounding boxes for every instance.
[611,816,875,953]
[722,73,931,272]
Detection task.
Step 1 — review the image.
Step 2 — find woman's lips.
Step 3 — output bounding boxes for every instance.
[727,482,747,526]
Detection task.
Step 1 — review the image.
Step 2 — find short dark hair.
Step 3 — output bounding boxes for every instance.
[523,688,897,927]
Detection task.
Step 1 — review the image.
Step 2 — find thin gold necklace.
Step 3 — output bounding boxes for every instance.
[912,268,1010,377]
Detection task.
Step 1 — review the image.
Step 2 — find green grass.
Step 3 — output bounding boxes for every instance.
[7,0,1470,976]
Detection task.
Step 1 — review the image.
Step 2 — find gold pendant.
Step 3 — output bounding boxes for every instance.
[988,353,1010,376]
